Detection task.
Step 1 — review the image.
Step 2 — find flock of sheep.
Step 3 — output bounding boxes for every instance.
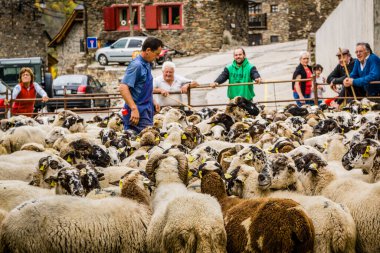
[0,96,379,253]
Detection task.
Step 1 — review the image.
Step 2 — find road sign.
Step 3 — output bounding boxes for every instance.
[87,37,98,49]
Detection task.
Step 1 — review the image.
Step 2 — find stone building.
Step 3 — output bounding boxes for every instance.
[0,0,48,60]
[48,5,85,74]
[248,0,342,45]
[84,0,249,55]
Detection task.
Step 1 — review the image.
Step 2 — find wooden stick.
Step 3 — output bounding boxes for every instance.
[164,95,194,110]
[339,47,357,100]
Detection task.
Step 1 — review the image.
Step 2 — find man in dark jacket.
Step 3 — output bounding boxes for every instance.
[327,48,366,104]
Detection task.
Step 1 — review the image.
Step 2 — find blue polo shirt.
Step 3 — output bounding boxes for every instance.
[121,55,152,104]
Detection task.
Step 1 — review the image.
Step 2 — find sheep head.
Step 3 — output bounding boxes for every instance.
[146,153,189,185]
[99,128,117,145]
[138,126,161,146]
[119,169,153,205]
[293,153,328,174]
[45,167,85,197]
[208,113,235,132]
[182,125,204,149]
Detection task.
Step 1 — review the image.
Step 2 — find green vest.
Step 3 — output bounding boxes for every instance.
[226,58,255,100]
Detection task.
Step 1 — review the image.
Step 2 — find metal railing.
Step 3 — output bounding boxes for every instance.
[1,79,379,119]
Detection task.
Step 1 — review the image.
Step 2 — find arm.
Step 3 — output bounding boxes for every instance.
[250,66,261,83]
[11,85,21,100]
[294,74,305,103]
[177,75,199,93]
[352,57,380,87]
[327,64,343,84]
[119,84,139,125]
[210,68,229,88]
[34,82,49,102]
[153,78,169,96]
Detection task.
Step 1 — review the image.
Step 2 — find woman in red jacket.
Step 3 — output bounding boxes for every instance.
[11,67,49,116]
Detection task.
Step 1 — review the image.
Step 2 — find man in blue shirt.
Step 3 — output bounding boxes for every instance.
[343,42,380,99]
[119,37,163,133]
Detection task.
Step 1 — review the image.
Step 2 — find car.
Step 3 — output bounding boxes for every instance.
[95,36,147,66]
[47,74,110,112]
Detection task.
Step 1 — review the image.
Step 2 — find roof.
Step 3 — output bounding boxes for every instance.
[48,5,84,47]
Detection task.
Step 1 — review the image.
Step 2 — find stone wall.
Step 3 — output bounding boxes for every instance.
[261,1,289,44]
[56,22,85,75]
[84,0,246,55]
[0,0,47,60]
[287,0,342,41]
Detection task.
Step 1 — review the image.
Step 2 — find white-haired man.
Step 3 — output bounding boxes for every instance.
[153,61,199,106]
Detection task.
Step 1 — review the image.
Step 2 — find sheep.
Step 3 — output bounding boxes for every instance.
[0,151,55,182]
[0,168,152,253]
[199,161,315,253]
[269,152,380,253]
[196,113,235,134]
[153,113,165,128]
[159,122,184,150]
[106,112,124,132]
[51,110,79,126]
[204,124,227,141]
[342,138,380,183]
[162,108,188,130]
[145,154,227,253]
[226,145,269,173]
[0,180,54,212]
[227,164,357,253]
[0,125,46,154]
[0,115,40,131]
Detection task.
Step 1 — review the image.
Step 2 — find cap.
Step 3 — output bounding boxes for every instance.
[336,48,350,56]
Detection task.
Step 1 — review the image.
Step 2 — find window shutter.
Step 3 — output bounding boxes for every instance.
[103,7,116,31]
[145,5,158,29]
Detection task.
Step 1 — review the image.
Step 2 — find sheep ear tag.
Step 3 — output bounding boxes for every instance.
[188,155,195,163]
[181,134,187,140]
[199,171,203,179]
[323,142,328,149]
[50,181,56,187]
[136,137,141,142]
[201,158,206,163]
[297,130,302,135]
[142,178,151,186]
[309,163,319,172]
[363,146,371,158]
[145,154,149,160]
[224,173,232,179]
[66,155,72,163]
[119,180,123,189]
[164,133,168,138]
[188,171,193,178]
[244,153,253,161]
[39,165,45,171]
[193,137,197,143]
[155,137,160,142]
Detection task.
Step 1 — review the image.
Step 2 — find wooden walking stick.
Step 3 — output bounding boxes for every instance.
[339,47,357,101]
[165,95,194,110]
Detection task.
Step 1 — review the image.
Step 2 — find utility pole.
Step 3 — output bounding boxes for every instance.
[84,1,88,55]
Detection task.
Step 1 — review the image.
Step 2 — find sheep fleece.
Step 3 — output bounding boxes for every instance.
[0,195,151,253]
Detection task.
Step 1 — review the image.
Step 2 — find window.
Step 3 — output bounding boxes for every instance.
[158,5,182,29]
[112,39,127,49]
[116,6,140,30]
[270,36,279,43]
[249,3,261,15]
[127,39,143,48]
[271,5,279,13]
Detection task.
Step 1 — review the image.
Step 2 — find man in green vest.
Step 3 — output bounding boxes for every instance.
[210,48,261,101]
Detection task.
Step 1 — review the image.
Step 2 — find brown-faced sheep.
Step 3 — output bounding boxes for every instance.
[199,162,315,253]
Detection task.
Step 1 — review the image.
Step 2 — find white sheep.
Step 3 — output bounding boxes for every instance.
[145,154,227,252]
[0,169,152,253]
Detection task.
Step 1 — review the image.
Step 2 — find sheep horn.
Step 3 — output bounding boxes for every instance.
[145,154,168,183]
[174,153,189,185]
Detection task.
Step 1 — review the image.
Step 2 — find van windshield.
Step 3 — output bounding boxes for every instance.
[0,65,42,87]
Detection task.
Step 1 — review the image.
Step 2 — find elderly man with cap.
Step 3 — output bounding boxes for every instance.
[326,48,366,105]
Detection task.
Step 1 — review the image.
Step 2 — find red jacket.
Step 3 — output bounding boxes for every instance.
[12,83,36,116]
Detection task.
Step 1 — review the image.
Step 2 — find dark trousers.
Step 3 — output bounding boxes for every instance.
[336,86,367,104]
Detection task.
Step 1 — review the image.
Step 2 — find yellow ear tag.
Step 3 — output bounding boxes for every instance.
[211,123,215,127]
[323,142,328,149]
[297,130,302,135]
[136,137,141,142]
[188,155,195,163]
[181,134,187,140]
[224,173,232,179]
[50,181,56,187]
[188,171,193,178]
[129,149,135,155]
[363,146,371,158]
[145,154,149,160]
[310,163,319,172]
[194,137,197,143]
[341,128,345,134]
[199,171,203,179]
[155,136,160,142]
[246,136,250,142]
[245,153,253,160]
[66,156,72,163]
[118,148,123,153]
[275,148,279,153]
[164,133,168,138]
[119,180,123,189]
[39,165,45,171]
[201,158,206,163]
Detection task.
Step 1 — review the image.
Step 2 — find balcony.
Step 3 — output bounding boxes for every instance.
[248,13,267,29]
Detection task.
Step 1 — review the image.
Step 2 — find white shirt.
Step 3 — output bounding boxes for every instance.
[360,55,370,71]
[153,74,192,106]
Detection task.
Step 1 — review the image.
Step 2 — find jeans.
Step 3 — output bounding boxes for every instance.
[293,92,313,107]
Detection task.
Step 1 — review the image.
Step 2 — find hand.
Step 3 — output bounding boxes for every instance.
[160,89,169,97]
[255,78,262,84]
[190,81,199,87]
[343,78,352,87]
[330,82,338,93]
[210,82,218,88]
[299,96,306,104]
[42,96,49,102]
[317,85,323,90]
[180,84,189,93]
[130,108,140,125]
[3,99,9,105]
[154,101,160,113]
